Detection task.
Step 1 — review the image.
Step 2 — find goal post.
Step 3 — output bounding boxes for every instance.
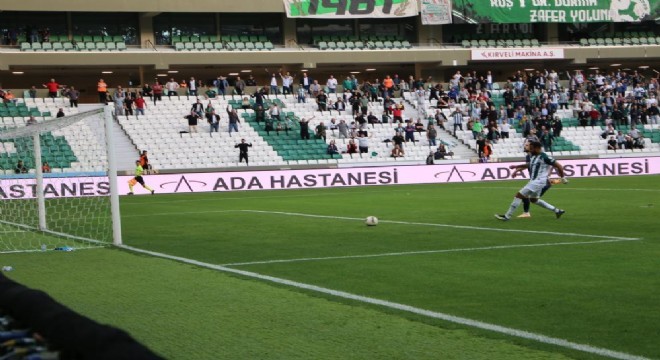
[0,106,122,253]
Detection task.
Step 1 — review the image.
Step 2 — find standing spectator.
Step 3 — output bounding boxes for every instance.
[97,79,108,104]
[235,139,252,165]
[152,80,163,105]
[346,139,358,154]
[135,95,146,117]
[191,99,204,117]
[317,91,328,112]
[280,72,294,95]
[124,94,135,117]
[326,75,338,94]
[552,117,563,138]
[540,128,554,152]
[300,73,312,93]
[309,80,321,97]
[42,78,60,99]
[42,162,51,173]
[450,106,464,134]
[315,122,327,141]
[269,103,281,121]
[297,86,306,103]
[299,116,314,140]
[269,73,279,95]
[184,111,199,133]
[234,76,246,95]
[338,119,349,139]
[165,78,179,97]
[226,106,240,135]
[208,110,220,134]
[404,122,416,143]
[215,76,228,96]
[427,124,437,146]
[500,119,510,140]
[113,88,126,116]
[187,77,198,96]
[471,119,483,140]
[255,104,266,124]
[28,86,37,99]
[357,133,369,153]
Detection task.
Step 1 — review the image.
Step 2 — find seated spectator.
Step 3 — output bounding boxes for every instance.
[56,108,65,118]
[624,134,634,150]
[15,160,28,174]
[434,144,452,160]
[391,144,404,158]
[327,140,339,157]
[426,151,435,165]
[481,140,493,163]
[414,119,425,132]
[4,90,17,104]
[392,131,405,149]
[346,139,358,154]
[607,136,618,150]
[241,97,251,110]
[205,87,217,99]
[26,116,37,126]
[367,112,379,125]
[633,134,645,149]
[616,131,626,149]
[42,162,51,173]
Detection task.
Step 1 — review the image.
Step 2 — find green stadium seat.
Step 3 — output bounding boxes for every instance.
[392,40,402,49]
[470,39,479,47]
[20,42,30,51]
[245,42,255,50]
[200,35,210,43]
[648,37,657,45]
[235,42,246,50]
[604,38,613,45]
[327,41,337,50]
[172,36,181,43]
[588,38,598,46]
[240,35,249,42]
[194,42,204,51]
[214,42,224,50]
[225,42,235,50]
[249,35,258,42]
[82,35,92,42]
[180,36,190,43]
[63,42,74,51]
[354,41,364,49]
[220,35,230,42]
[258,35,267,42]
[613,38,622,45]
[639,37,648,45]
[31,42,42,51]
[596,38,605,45]
[230,35,240,42]
[631,37,640,45]
[345,41,355,49]
[52,42,63,51]
[487,39,497,47]
[73,35,83,42]
[522,39,531,47]
[106,42,116,50]
[190,36,200,43]
[204,42,213,50]
[42,42,52,51]
[116,42,126,51]
[374,41,384,48]
[184,42,194,51]
[318,41,328,50]
[95,42,106,50]
[93,36,102,42]
[103,36,112,42]
[383,41,393,49]
[513,39,523,47]
[113,35,123,42]
[478,40,488,47]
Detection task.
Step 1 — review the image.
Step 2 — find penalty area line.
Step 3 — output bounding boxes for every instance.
[118,244,652,360]
[221,238,641,267]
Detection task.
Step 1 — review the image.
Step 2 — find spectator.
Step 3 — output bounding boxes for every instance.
[26,116,37,126]
[235,139,252,165]
[391,144,404,158]
[142,82,153,99]
[326,75,337,93]
[124,93,135,117]
[241,96,251,110]
[327,140,339,157]
[28,86,37,99]
[317,90,328,112]
[299,116,315,140]
[208,110,220,134]
[255,104,266,124]
[357,133,369,154]
[315,122,327,141]
[205,86,217,99]
[540,128,554,152]
[300,73,312,93]
[426,151,435,165]
[297,86,306,103]
[500,119,510,140]
[392,131,405,150]
[607,136,618,151]
[15,160,28,174]
[56,108,65,118]
[245,74,257,87]
[338,119,349,139]
[226,106,240,135]
[184,111,199,133]
[427,124,437,146]
[264,115,274,135]
[280,72,294,95]
[346,139,358,154]
[187,77,198,96]
[404,123,416,143]
[481,140,493,163]
[434,144,452,160]
[269,104,281,121]
[42,78,61,99]
[334,98,345,114]
[215,76,228,96]
[165,78,179,97]
[450,106,464,134]
[42,162,51,173]
[152,80,163,105]
[135,94,146,116]
[97,79,108,104]
[616,131,626,149]
[471,119,483,140]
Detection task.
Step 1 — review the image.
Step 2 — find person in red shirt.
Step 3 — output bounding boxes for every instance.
[392,104,404,123]
[135,94,146,116]
[152,81,163,106]
[42,78,61,99]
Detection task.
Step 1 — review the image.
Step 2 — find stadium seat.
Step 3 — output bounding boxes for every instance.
[85,42,95,51]
[52,42,63,51]
[20,42,31,51]
[95,42,106,50]
[245,42,255,50]
[264,42,274,50]
[184,42,194,51]
[175,43,184,51]
[204,42,213,51]
[214,42,224,50]
[42,42,52,51]
[63,42,74,51]
[194,42,204,51]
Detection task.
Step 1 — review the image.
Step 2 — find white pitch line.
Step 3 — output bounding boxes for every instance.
[118,244,652,360]
[221,238,641,267]
[0,245,107,255]
[240,210,641,241]
[470,186,660,193]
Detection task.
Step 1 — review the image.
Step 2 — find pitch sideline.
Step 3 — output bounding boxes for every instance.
[119,244,652,360]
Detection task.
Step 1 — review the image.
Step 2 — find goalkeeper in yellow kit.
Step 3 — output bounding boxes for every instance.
[128,160,155,195]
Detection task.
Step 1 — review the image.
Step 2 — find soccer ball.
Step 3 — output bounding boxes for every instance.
[365,216,379,226]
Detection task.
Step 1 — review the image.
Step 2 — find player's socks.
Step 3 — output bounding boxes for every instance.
[128,184,134,193]
[535,199,556,212]
[522,198,531,213]
[144,185,154,192]
[504,198,522,218]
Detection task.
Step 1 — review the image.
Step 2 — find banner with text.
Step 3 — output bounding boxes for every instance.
[283,0,419,18]
[421,0,453,25]
[471,48,565,61]
[453,0,656,23]
[1,157,658,199]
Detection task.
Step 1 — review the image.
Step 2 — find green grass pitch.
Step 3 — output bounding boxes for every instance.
[2,175,659,359]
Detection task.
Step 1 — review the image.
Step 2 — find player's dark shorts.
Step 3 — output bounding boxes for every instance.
[134,176,145,185]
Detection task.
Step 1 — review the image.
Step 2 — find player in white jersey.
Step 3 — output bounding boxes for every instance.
[495,141,567,221]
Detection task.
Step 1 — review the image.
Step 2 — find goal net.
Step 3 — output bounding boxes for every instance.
[0,107,121,253]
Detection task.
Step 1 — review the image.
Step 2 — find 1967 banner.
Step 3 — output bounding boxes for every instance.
[1,157,658,199]
[283,0,419,18]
